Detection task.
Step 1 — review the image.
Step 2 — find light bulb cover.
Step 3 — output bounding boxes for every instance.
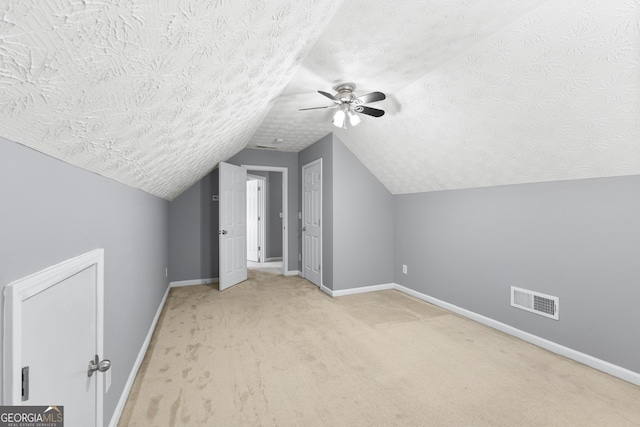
[347,111,361,127]
[332,110,346,128]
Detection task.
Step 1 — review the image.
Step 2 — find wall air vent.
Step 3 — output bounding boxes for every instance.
[511,286,559,320]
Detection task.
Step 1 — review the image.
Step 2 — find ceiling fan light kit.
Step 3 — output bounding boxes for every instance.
[300,82,386,129]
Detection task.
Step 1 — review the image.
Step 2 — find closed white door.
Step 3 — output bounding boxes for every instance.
[22,266,98,426]
[219,162,247,290]
[246,179,259,262]
[302,159,322,287]
[4,249,106,427]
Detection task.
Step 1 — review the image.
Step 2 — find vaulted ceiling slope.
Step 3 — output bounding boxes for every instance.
[0,0,343,200]
[1,1,639,200]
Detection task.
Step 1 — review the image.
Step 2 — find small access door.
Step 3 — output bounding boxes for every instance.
[4,249,108,427]
[219,162,248,290]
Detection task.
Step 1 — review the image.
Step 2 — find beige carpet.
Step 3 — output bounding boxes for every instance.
[119,270,640,426]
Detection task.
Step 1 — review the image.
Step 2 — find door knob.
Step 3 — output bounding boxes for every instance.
[88,355,111,377]
[219,230,228,235]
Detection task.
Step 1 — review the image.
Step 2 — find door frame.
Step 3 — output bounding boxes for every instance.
[246,174,266,263]
[241,165,288,275]
[3,249,105,423]
[301,159,322,287]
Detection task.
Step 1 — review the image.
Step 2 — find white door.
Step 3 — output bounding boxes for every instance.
[4,249,106,427]
[23,266,97,425]
[219,162,247,290]
[302,159,322,287]
[246,179,259,262]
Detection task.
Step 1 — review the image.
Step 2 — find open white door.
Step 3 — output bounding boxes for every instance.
[302,159,322,287]
[219,162,247,290]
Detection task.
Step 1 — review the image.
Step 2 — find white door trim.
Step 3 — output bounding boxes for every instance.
[302,158,322,287]
[246,174,266,263]
[241,165,289,275]
[3,248,105,423]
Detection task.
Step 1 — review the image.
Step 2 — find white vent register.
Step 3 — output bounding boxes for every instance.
[511,286,559,320]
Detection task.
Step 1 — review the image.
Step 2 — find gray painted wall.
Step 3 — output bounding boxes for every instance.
[299,134,334,288]
[0,137,169,425]
[227,149,299,273]
[267,171,283,259]
[168,169,219,282]
[332,135,394,290]
[394,175,640,374]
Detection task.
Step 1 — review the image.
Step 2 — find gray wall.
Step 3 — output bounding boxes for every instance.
[267,171,283,259]
[169,169,219,282]
[394,175,640,374]
[227,149,299,273]
[299,134,334,288]
[0,137,170,425]
[332,136,394,290]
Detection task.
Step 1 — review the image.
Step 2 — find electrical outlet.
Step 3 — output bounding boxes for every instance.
[402,264,407,274]
[165,267,168,278]
[106,367,112,393]
[298,253,302,261]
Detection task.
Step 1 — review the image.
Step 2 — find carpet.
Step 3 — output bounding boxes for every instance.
[118,270,640,426]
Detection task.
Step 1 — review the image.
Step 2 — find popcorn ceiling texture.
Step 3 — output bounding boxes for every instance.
[0,0,342,199]
[1,1,639,199]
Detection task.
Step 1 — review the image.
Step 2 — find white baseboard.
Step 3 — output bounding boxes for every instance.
[265,257,283,262]
[331,283,395,297]
[320,285,333,296]
[109,283,171,427]
[284,270,301,277]
[331,282,640,387]
[170,278,218,287]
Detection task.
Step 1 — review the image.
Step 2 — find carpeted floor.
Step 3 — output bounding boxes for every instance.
[118,270,640,426]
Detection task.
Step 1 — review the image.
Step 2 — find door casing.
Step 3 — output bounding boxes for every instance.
[241,165,288,275]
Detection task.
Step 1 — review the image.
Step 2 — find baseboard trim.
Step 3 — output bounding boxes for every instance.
[329,281,640,387]
[170,278,218,287]
[265,257,283,262]
[331,283,395,297]
[320,285,333,296]
[109,283,171,427]
[284,270,301,277]
[392,284,640,387]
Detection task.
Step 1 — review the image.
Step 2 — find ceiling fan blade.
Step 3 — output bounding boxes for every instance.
[355,105,385,117]
[355,91,386,104]
[318,90,337,101]
[299,105,338,111]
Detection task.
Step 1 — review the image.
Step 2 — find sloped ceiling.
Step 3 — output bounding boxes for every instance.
[1,1,639,200]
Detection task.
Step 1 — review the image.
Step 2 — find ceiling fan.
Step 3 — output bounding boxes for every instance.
[299,83,386,129]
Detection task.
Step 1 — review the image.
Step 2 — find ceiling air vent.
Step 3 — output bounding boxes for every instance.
[511,286,559,320]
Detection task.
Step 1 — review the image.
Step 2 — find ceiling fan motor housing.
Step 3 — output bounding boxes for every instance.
[333,83,357,103]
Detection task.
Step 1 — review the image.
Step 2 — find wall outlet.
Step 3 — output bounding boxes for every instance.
[402,264,408,274]
[298,253,302,261]
[165,267,168,278]
[106,367,112,393]
[298,212,302,219]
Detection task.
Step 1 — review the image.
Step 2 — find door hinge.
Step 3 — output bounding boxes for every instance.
[22,366,29,401]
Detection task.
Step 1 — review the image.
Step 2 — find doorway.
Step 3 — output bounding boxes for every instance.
[242,165,288,276]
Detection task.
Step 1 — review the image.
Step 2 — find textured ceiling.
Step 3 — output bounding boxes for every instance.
[1,1,639,199]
